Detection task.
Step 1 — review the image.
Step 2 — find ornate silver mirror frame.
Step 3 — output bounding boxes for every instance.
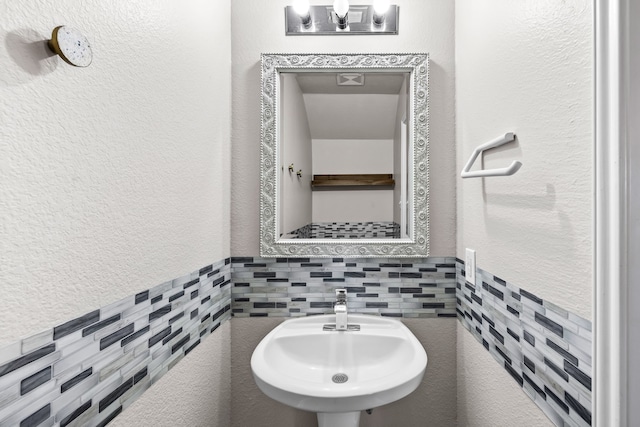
[260,53,429,257]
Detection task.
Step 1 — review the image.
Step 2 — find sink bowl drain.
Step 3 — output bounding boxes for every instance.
[332,373,349,383]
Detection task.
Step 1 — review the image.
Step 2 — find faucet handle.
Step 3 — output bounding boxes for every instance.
[336,288,347,303]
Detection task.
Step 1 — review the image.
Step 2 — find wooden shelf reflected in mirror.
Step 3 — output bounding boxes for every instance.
[311,174,395,189]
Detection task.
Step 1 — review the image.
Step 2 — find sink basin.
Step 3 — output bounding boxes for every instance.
[251,314,427,426]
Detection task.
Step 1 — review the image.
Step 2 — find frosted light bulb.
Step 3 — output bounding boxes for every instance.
[333,0,349,18]
[292,0,312,28]
[373,0,390,15]
[293,0,310,16]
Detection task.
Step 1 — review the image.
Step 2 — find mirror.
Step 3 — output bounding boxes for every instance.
[260,53,429,257]
[281,71,410,240]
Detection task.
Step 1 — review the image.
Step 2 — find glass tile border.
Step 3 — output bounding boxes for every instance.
[0,256,457,426]
[455,259,593,427]
[230,256,458,318]
[0,255,593,427]
[0,259,232,427]
[285,221,401,239]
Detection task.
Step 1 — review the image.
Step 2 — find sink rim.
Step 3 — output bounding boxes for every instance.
[251,314,427,411]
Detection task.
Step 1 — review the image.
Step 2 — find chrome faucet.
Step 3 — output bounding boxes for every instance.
[334,289,348,331]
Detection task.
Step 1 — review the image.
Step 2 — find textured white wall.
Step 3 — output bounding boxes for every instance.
[455,0,593,425]
[231,318,457,427]
[455,0,593,319]
[0,0,232,424]
[0,0,231,346]
[231,0,456,256]
[281,74,312,235]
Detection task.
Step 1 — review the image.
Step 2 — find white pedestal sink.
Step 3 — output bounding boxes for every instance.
[251,314,428,427]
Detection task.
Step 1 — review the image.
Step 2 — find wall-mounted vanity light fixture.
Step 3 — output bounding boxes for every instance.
[285,1,398,35]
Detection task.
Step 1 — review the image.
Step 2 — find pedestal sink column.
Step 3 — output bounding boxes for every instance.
[317,411,361,427]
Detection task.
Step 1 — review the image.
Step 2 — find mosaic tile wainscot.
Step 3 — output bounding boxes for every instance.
[0,255,593,427]
[456,259,593,427]
[0,256,457,427]
[0,259,232,427]
[230,256,458,318]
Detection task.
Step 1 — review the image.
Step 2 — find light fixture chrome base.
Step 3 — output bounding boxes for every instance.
[335,13,349,30]
[285,5,398,35]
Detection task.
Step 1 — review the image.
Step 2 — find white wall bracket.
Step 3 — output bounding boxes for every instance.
[461,132,522,178]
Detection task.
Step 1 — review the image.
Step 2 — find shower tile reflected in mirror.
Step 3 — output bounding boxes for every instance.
[284,221,401,239]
